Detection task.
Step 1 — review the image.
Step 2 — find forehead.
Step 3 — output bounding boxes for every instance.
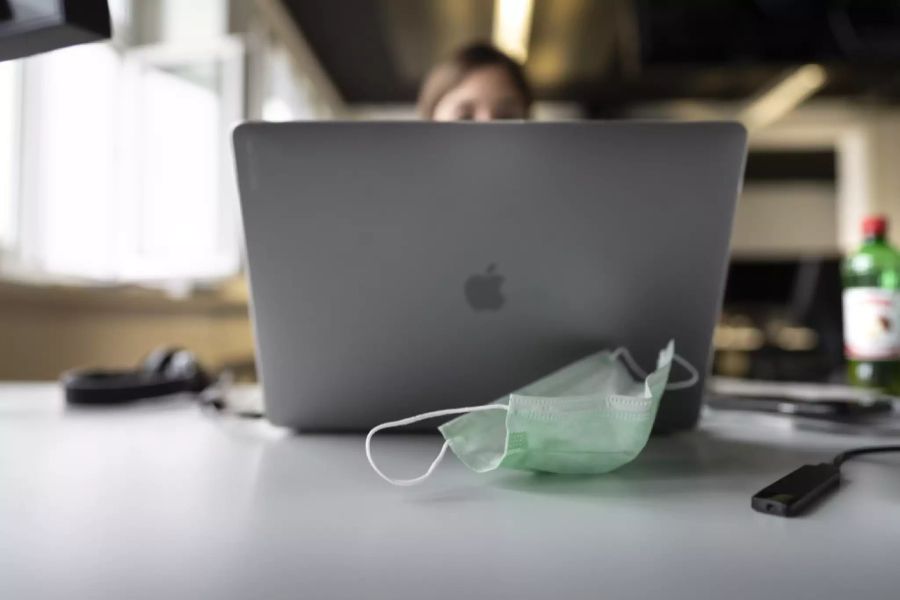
[446,65,523,99]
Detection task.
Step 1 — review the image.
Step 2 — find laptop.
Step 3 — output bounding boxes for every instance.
[233,122,747,432]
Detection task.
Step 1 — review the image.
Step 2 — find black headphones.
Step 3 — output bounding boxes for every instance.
[62,348,212,404]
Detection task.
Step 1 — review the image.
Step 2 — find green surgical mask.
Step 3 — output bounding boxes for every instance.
[366,341,698,485]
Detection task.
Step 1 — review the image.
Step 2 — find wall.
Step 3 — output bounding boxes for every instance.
[838,110,900,250]
[638,101,900,254]
[0,280,253,380]
[731,183,838,258]
[132,0,228,45]
[751,103,900,251]
[247,0,346,119]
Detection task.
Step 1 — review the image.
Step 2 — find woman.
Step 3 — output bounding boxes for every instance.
[418,43,533,121]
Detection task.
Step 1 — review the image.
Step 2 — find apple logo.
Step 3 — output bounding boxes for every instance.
[464,264,506,311]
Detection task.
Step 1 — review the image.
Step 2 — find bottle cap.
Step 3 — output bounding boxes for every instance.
[862,215,887,238]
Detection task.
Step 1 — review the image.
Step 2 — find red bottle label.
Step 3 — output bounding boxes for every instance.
[843,288,900,360]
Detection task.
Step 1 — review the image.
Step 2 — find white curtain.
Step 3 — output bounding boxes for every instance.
[0,62,20,254]
[11,40,243,284]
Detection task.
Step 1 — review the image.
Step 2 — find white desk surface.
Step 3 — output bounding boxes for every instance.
[2,383,899,600]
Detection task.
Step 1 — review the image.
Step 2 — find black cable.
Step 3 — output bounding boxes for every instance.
[832,445,900,469]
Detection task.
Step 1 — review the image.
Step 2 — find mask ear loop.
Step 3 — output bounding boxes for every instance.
[610,349,700,391]
[366,404,509,486]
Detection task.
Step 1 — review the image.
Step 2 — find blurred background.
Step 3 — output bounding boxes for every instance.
[1,0,899,383]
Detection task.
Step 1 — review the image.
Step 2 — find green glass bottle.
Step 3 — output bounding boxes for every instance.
[842,215,900,394]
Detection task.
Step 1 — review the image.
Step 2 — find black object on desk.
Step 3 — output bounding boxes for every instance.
[61,348,263,418]
[720,257,844,381]
[752,446,900,517]
[62,348,210,405]
[0,0,111,62]
[752,463,841,516]
[707,376,896,421]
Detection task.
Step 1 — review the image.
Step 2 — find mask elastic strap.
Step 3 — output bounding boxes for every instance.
[365,404,510,486]
[610,349,700,391]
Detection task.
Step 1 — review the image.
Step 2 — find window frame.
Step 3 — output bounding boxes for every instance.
[117,36,245,282]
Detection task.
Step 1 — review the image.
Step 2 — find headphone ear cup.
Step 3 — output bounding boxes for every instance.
[165,350,212,392]
[142,347,180,375]
[165,350,197,378]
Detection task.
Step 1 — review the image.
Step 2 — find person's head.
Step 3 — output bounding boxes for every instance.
[418,43,533,121]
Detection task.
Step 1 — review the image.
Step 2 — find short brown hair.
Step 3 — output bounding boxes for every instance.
[417,43,533,119]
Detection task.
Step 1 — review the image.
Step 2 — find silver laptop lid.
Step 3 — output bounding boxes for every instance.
[233,122,747,432]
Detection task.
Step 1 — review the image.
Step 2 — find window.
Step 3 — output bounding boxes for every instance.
[7,37,244,284]
[0,62,20,256]
[17,44,120,279]
[119,40,244,281]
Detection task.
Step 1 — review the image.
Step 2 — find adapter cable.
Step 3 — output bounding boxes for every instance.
[751,445,900,517]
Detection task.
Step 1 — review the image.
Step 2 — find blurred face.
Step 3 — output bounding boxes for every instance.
[432,65,529,122]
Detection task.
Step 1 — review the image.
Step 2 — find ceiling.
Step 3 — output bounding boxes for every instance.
[282,0,900,115]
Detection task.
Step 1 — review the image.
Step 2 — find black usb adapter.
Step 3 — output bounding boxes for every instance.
[752,463,840,517]
[752,445,900,517]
